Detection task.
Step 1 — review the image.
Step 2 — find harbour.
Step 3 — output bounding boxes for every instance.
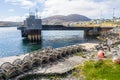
[0,27,85,58]
[0,0,120,79]
[0,14,118,79]
[0,24,101,80]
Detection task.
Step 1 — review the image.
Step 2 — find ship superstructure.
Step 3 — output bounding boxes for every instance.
[20,12,42,42]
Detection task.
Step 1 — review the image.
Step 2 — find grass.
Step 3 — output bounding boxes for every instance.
[76,52,84,56]
[21,53,120,80]
[75,52,88,58]
[73,59,120,80]
[113,43,119,47]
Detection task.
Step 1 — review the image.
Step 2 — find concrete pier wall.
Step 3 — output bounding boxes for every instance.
[19,25,114,42]
[21,29,41,42]
[27,30,41,42]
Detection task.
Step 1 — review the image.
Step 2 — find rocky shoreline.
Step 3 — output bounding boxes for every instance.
[21,27,120,80]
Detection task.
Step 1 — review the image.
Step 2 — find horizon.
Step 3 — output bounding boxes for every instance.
[0,13,118,23]
[0,0,120,22]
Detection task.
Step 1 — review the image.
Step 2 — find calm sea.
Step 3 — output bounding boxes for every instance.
[0,27,85,58]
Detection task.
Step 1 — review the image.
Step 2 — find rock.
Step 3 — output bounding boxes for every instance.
[112,56,120,64]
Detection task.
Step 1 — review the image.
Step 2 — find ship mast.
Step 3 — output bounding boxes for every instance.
[35,8,38,19]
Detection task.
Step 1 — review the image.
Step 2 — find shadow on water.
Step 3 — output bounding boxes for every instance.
[22,39,42,52]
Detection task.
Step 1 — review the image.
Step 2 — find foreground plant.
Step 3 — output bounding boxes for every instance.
[73,59,120,80]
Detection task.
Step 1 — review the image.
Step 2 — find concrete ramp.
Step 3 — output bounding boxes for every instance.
[15,56,84,79]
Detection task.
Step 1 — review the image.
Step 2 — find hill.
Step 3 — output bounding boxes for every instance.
[0,14,91,26]
[0,21,21,27]
[42,14,91,25]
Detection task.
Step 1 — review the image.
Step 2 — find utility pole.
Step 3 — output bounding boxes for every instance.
[100,10,103,21]
[99,10,103,26]
[113,8,115,19]
[113,8,115,22]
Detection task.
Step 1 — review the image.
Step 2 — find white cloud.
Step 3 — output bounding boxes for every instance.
[37,0,46,3]
[40,0,120,19]
[0,16,26,22]
[5,0,36,9]
[2,0,120,22]
[21,0,36,8]
[8,9,15,12]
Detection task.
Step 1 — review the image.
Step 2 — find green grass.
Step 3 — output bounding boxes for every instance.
[73,59,120,80]
[76,52,84,56]
[113,43,119,47]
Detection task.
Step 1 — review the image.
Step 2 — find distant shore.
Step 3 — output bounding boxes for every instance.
[0,26,17,27]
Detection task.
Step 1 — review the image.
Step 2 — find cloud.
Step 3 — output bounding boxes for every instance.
[8,9,15,12]
[40,0,120,19]
[5,0,36,9]
[36,0,46,3]
[2,0,120,22]
[103,0,120,17]
[21,0,36,8]
[0,16,26,22]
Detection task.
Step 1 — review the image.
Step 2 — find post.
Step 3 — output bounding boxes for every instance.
[27,30,41,42]
[84,29,89,38]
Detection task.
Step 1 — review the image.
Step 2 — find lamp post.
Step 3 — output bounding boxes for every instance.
[113,8,115,22]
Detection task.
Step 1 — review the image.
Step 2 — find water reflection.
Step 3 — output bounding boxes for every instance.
[42,30,84,48]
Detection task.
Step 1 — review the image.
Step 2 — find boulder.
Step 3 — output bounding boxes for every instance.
[112,56,120,64]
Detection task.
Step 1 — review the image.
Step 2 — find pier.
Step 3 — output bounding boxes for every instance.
[18,22,114,42]
[17,12,115,42]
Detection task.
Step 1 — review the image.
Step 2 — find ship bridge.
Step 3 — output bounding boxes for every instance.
[24,15,42,30]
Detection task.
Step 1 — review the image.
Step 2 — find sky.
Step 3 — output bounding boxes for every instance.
[0,0,120,22]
